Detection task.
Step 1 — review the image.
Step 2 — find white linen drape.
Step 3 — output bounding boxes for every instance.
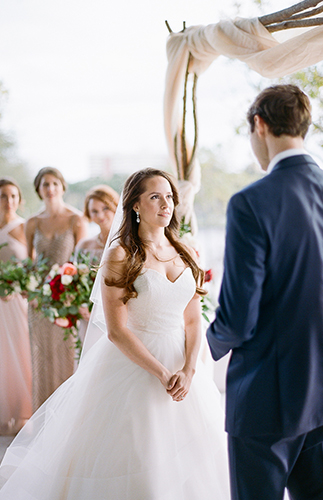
[164,17,323,216]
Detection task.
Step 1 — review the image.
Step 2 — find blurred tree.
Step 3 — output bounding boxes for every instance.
[0,81,40,217]
[65,173,127,212]
[195,148,263,228]
[280,64,323,144]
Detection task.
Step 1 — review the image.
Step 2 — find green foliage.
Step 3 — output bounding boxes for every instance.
[179,217,192,237]
[285,66,323,101]
[201,295,215,323]
[0,254,48,298]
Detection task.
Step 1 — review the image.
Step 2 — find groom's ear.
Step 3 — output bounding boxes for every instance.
[254,115,267,137]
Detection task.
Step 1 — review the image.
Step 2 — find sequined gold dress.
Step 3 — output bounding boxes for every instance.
[28,222,76,411]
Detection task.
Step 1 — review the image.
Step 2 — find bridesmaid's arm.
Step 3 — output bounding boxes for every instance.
[167,293,202,401]
[25,218,36,259]
[102,246,173,390]
[23,218,37,303]
[72,214,88,245]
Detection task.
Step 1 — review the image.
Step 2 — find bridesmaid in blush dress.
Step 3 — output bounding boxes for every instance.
[0,178,32,435]
[25,167,87,411]
[75,184,119,348]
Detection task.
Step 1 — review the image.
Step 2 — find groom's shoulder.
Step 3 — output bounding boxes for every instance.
[230,174,270,206]
[229,154,323,212]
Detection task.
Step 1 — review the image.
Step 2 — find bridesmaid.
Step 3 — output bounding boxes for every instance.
[25,167,87,411]
[75,185,119,347]
[0,178,32,435]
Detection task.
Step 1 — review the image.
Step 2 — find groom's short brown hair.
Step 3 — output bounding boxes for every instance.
[247,84,312,139]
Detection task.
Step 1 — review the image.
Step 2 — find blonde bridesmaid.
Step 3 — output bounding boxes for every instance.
[75,184,119,348]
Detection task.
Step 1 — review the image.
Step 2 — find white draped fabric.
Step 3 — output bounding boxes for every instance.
[164,17,323,209]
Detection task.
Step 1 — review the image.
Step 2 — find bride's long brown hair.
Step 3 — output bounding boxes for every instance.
[104,168,206,303]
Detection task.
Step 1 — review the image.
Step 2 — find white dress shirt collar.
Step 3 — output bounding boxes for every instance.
[267,148,308,174]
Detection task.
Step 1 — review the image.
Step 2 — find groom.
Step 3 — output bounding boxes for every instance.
[207,84,323,500]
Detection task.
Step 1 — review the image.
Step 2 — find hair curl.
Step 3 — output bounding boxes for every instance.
[104,168,206,303]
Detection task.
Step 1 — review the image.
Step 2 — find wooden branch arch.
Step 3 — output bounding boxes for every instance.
[165,0,323,184]
[260,0,323,32]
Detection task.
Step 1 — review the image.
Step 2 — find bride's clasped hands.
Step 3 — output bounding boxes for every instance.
[167,365,195,401]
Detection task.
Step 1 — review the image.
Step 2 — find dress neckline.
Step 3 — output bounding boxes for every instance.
[143,266,190,284]
[34,226,74,241]
[0,216,24,233]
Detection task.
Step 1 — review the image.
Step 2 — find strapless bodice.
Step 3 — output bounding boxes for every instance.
[127,267,195,339]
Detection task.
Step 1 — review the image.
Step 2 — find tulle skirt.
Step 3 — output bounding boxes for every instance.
[0,330,230,499]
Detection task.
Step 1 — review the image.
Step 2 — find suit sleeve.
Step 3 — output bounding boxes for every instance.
[207,191,267,360]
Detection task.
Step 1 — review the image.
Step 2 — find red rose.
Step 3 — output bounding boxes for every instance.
[66,314,76,328]
[204,269,213,283]
[50,274,65,300]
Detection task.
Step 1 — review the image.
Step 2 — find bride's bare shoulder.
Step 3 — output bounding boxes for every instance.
[106,244,126,262]
[103,245,127,279]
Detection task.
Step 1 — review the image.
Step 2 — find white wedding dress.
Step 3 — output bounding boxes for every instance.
[0,267,230,500]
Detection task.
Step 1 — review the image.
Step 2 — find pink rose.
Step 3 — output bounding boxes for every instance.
[60,262,77,276]
[54,317,70,328]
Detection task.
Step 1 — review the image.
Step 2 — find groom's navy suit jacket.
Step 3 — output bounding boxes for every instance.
[207,154,323,438]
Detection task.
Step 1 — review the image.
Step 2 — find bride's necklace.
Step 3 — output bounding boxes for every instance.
[147,238,180,263]
[151,249,179,263]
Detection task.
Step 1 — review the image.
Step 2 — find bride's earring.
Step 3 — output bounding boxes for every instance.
[136,212,140,223]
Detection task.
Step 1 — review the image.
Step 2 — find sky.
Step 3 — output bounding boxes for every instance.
[0,0,320,182]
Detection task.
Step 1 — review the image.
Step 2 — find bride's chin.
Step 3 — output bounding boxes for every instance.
[160,221,171,228]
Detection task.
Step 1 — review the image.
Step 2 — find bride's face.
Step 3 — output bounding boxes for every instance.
[133,176,174,228]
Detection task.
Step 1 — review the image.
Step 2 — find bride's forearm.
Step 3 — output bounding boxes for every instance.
[183,328,200,373]
[183,295,202,373]
[108,326,171,385]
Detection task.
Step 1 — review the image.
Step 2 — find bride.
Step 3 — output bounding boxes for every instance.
[0,168,230,500]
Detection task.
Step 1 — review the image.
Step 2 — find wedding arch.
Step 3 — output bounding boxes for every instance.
[164,0,323,232]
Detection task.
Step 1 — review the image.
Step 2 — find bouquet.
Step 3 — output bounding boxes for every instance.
[37,254,98,359]
[0,254,48,299]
